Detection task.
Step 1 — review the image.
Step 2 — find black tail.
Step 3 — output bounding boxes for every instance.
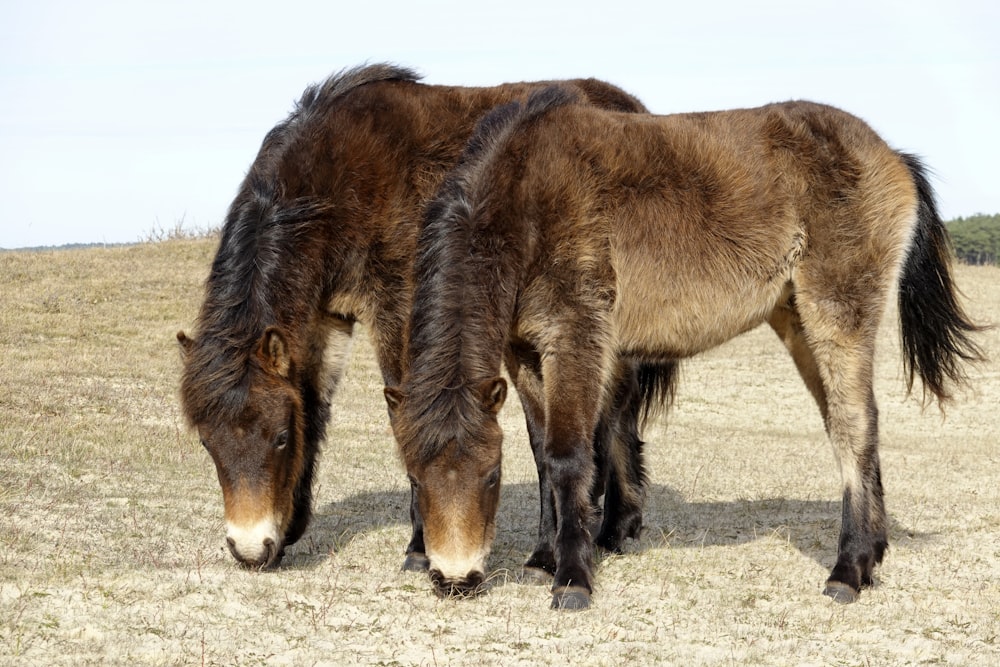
[897,153,988,405]
[636,361,680,429]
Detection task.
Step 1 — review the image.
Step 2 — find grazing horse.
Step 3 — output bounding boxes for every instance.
[176,64,670,572]
[385,87,985,609]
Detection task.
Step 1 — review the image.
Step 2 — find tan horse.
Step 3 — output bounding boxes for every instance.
[176,65,670,574]
[387,87,985,609]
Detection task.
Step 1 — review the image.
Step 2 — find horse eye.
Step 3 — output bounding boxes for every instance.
[407,474,421,489]
[485,467,501,489]
[274,430,289,450]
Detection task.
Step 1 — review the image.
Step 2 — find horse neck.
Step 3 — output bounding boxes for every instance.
[405,186,527,399]
[268,82,551,384]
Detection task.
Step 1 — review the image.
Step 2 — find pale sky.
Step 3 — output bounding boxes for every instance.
[1,0,997,249]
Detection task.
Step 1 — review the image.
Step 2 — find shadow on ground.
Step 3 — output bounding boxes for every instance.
[280,481,931,578]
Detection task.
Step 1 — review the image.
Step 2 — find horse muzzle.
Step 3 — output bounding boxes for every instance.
[429,568,486,598]
[225,519,284,569]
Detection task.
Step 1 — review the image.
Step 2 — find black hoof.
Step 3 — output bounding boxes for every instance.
[402,552,430,572]
[551,586,591,611]
[823,580,859,604]
[518,566,554,586]
[595,533,624,554]
[523,550,556,577]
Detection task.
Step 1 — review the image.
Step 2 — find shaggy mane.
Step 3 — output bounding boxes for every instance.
[180,64,417,424]
[398,86,578,460]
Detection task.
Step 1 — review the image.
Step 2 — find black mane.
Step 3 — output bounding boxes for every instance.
[180,64,418,424]
[297,63,420,118]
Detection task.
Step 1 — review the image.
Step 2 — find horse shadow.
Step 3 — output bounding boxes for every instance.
[282,481,932,577]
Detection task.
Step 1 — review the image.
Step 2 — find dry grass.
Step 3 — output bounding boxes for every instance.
[1,238,998,665]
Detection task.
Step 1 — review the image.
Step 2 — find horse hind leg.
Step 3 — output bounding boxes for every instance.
[823,381,886,603]
[768,291,829,424]
[596,360,678,552]
[793,289,888,603]
[594,361,647,553]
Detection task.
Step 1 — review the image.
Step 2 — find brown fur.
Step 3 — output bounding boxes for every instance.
[393,88,985,608]
[177,65,654,569]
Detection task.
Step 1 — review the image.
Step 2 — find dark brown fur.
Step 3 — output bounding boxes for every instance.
[177,65,660,570]
[391,87,985,609]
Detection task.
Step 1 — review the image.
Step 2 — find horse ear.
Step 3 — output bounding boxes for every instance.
[176,331,194,355]
[478,377,507,415]
[384,387,405,416]
[259,327,291,378]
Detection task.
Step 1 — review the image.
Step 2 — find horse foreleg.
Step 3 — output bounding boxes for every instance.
[518,380,560,582]
[546,438,597,610]
[401,483,429,572]
[505,345,558,582]
[510,347,643,574]
[541,346,611,610]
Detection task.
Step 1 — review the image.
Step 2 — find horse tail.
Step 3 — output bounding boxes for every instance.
[636,361,680,429]
[897,153,988,406]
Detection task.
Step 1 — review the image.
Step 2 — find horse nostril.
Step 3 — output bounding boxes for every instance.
[226,536,254,567]
[225,535,283,570]
[260,537,286,569]
[429,569,486,598]
[465,570,485,589]
[262,538,277,566]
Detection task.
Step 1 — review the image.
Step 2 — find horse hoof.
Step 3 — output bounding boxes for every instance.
[402,552,430,572]
[550,586,591,611]
[595,535,624,554]
[823,581,859,604]
[518,566,554,586]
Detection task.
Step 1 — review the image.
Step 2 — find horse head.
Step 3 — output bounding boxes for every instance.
[384,378,507,596]
[178,326,315,569]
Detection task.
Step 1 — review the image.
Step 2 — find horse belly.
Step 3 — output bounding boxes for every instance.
[612,257,791,359]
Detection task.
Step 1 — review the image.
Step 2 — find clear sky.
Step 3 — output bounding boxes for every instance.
[1,0,997,249]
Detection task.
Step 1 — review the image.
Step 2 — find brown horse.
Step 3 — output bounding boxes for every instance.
[386,87,986,610]
[176,64,671,573]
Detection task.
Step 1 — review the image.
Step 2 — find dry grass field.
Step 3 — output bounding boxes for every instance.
[1,237,998,665]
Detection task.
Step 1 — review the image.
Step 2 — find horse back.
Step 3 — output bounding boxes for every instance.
[230,71,646,380]
[503,101,918,359]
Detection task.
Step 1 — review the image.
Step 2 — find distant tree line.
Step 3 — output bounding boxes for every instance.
[947,213,1000,266]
